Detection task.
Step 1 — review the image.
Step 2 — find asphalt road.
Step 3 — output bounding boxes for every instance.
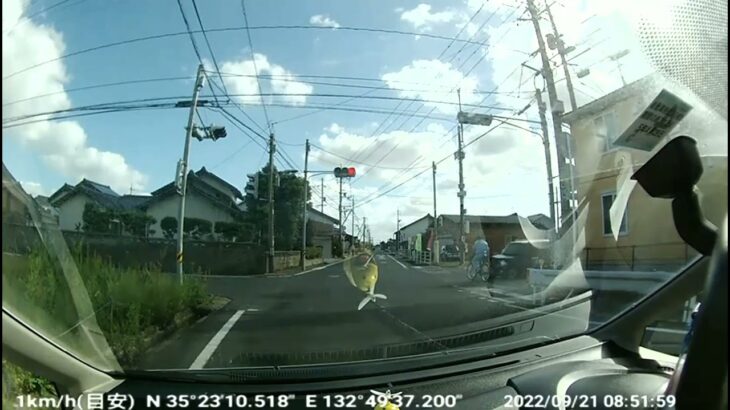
[137,252,549,370]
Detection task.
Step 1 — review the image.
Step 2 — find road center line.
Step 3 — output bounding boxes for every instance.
[388,255,408,270]
[189,309,245,370]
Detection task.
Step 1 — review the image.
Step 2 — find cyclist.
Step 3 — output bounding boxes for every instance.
[471,233,490,277]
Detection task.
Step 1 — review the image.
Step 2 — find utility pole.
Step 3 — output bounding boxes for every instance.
[338,176,343,257]
[544,0,578,112]
[176,64,205,285]
[396,209,401,254]
[320,178,324,213]
[432,161,439,265]
[456,89,466,265]
[535,88,557,230]
[300,139,310,271]
[351,195,355,255]
[267,133,276,273]
[526,0,573,231]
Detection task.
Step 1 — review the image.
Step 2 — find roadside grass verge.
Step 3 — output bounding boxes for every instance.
[3,244,224,406]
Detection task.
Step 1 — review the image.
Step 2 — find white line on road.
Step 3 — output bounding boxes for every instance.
[293,258,351,277]
[189,309,245,370]
[388,255,408,270]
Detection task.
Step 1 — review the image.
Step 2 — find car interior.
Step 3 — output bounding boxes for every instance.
[2,1,727,409]
[3,133,727,410]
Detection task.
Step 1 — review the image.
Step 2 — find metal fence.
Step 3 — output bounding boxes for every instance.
[582,242,697,272]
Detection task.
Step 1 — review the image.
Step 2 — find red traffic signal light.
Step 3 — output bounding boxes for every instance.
[334,167,357,178]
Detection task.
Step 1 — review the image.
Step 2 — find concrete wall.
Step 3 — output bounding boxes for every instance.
[3,223,267,275]
[145,191,236,239]
[312,236,332,259]
[272,251,300,271]
[56,193,89,232]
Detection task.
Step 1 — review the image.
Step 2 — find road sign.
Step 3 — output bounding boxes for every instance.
[457,111,493,126]
[614,89,693,151]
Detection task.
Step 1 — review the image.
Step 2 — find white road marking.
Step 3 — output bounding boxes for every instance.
[388,255,408,269]
[293,258,351,277]
[189,309,245,370]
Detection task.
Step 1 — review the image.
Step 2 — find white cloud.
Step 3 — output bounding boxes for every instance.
[309,14,340,29]
[21,181,45,197]
[400,4,458,31]
[382,59,479,115]
[218,53,313,106]
[2,0,148,193]
[311,122,549,241]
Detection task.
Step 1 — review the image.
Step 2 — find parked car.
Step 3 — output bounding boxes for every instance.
[490,239,553,279]
[440,244,460,262]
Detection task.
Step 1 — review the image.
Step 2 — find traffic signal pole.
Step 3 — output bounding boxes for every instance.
[176,64,205,285]
[456,90,466,265]
[338,176,343,257]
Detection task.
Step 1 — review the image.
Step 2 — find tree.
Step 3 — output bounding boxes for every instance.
[160,216,177,239]
[183,217,212,240]
[82,203,113,233]
[214,221,252,242]
[243,163,310,251]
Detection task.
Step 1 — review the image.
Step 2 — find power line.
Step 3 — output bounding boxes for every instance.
[2,25,498,81]
[207,92,515,111]
[176,0,222,105]
[3,0,85,35]
[356,119,512,207]
[239,0,271,130]
[190,0,232,100]
[309,143,431,170]
[354,5,521,173]
[2,76,192,108]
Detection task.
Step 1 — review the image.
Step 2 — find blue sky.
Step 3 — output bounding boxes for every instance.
[3,0,675,241]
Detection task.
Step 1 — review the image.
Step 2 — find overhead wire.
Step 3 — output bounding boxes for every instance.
[239,0,271,131]
[3,25,489,81]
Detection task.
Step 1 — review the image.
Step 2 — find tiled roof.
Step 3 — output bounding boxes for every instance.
[440,213,552,229]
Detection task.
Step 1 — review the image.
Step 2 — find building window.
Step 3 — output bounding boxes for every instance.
[593,111,619,152]
[601,192,628,236]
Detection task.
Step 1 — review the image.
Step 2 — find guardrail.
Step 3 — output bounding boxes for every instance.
[409,250,432,265]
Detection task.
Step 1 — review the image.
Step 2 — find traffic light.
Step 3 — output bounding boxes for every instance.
[245,173,259,199]
[206,125,227,141]
[334,167,356,178]
[546,33,558,50]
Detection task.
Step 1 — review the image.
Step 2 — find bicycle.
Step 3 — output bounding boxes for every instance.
[466,254,490,282]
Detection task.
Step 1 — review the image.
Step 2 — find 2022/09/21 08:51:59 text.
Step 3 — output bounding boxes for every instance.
[503,394,677,408]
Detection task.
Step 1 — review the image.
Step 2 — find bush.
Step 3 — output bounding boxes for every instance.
[305,246,322,260]
[160,216,177,239]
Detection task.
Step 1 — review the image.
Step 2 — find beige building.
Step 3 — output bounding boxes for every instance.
[563,74,727,271]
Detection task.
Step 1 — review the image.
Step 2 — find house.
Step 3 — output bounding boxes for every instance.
[437,213,552,256]
[47,167,247,239]
[395,214,434,251]
[2,164,31,226]
[307,207,339,259]
[141,168,244,239]
[48,179,153,233]
[562,74,728,271]
[393,212,552,257]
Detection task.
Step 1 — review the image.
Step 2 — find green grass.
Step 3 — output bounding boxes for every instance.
[3,243,213,398]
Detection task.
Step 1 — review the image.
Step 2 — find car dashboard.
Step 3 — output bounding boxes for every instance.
[108,336,676,410]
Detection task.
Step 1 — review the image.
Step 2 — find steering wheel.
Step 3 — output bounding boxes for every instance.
[671,215,727,409]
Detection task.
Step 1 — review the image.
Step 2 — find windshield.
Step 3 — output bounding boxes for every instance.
[2,0,727,375]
